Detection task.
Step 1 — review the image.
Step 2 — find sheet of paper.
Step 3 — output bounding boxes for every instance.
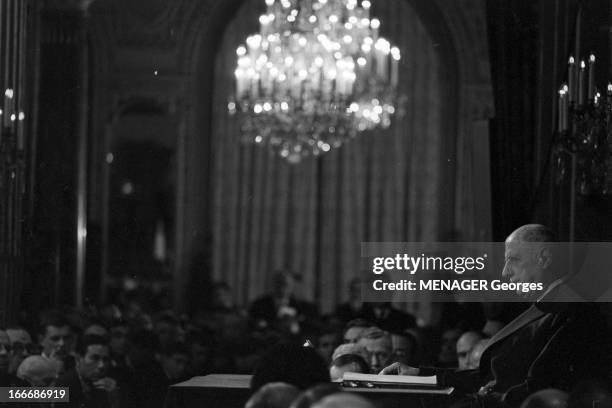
[342,372,437,385]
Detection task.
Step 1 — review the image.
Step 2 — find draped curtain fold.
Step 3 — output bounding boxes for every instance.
[211,0,446,314]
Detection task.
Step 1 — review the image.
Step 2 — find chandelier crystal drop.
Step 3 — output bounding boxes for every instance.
[228,0,402,163]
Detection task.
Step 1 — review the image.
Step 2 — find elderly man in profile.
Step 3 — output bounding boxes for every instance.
[381,224,612,407]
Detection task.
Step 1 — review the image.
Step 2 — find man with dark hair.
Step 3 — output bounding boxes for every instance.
[381,224,612,407]
[159,343,189,383]
[56,334,119,408]
[38,312,73,361]
[249,271,318,335]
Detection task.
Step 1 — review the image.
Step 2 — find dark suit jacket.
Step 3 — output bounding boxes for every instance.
[249,295,318,328]
[56,369,118,408]
[361,303,416,333]
[432,299,611,407]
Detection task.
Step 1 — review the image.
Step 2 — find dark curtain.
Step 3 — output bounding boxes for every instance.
[486,0,541,240]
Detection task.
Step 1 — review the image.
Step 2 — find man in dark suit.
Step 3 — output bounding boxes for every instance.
[381,224,611,407]
[56,335,120,408]
[249,271,318,335]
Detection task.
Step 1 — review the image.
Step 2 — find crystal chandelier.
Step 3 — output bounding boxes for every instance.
[228,0,402,163]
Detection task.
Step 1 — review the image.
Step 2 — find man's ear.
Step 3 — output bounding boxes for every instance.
[537,247,552,269]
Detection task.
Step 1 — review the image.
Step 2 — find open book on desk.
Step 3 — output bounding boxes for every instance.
[341,372,454,395]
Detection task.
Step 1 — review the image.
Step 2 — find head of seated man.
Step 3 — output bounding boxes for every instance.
[6,327,33,374]
[75,335,113,384]
[355,327,392,374]
[520,388,569,408]
[467,338,489,370]
[329,353,369,381]
[38,312,73,360]
[289,383,341,408]
[312,393,375,408]
[390,330,418,365]
[456,331,483,370]
[159,343,190,382]
[245,382,300,408]
[341,319,372,344]
[84,321,109,339]
[502,224,560,300]
[16,355,58,387]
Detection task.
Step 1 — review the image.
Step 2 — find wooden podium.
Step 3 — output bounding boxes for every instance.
[164,374,454,408]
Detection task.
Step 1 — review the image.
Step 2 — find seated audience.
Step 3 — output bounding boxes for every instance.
[16,355,58,386]
[355,327,392,374]
[289,383,342,408]
[56,334,119,408]
[250,341,329,392]
[245,382,301,408]
[456,331,484,370]
[329,353,369,381]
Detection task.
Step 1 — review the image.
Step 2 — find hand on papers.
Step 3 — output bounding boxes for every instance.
[378,362,420,376]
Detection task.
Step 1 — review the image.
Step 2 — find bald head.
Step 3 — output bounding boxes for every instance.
[520,389,568,408]
[456,331,483,370]
[16,356,58,386]
[502,224,559,298]
[245,382,300,408]
[313,394,375,408]
[506,224,555,244]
